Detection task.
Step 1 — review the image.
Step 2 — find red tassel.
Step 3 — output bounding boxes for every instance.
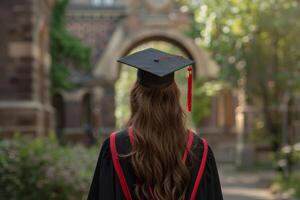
[187,66,193,112]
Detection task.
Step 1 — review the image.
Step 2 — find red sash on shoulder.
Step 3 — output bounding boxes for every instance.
[110,132,133,200]
[110,128,208,200]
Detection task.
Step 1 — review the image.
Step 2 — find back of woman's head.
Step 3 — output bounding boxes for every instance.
[128,81,191,200]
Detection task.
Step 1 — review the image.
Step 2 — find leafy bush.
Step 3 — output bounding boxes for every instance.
[0,134,99,200]
[277,143,300,174]
[272,143,300,198]
[273,173,300,198]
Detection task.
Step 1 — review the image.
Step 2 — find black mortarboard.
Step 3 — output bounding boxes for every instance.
[117,48,194,88]
[117,48,195,112]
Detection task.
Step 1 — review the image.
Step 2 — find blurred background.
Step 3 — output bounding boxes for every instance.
[0,0,300,199]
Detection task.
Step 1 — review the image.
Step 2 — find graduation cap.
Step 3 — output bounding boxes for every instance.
[117,48,195,112]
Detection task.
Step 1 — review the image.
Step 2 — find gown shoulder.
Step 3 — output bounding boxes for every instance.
[87,129,131,200]
[87,130,223,200]
[185,133,223,200]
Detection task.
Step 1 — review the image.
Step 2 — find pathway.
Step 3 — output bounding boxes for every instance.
[219,164,276,200]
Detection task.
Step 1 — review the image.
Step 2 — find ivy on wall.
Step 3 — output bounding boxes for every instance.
[50,0,91,92]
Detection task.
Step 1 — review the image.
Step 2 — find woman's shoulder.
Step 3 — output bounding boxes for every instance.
[190,131,216,160]
[101,128,131,155]
[102,128,129,144]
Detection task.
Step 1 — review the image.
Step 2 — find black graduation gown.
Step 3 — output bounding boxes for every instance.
[87,129,223,200]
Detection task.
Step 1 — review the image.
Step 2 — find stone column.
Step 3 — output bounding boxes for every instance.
[91,86,104,139]
[0,0,53,137]
[98,83,116,135]
[62,90,85,142]
[235,83,255,168]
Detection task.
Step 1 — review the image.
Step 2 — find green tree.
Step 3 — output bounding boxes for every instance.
[181,0,300,150]
[192,79,224,127]
[50,0,91,92]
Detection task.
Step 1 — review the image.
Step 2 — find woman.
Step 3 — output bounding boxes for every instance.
[88,48,223,200]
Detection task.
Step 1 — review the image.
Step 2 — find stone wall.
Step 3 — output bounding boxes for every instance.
[66,4,126,65]
[57,4,125,139]
[0,0,53,136]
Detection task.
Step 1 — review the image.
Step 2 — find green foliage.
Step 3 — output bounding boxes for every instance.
[115,66,136,128]
[277,143,300,173]
[0,135,98,200]
[272,143,300,198]
[50,0,91,92]
[181,0,300,147]
[249,119,272,143]
[273,172,300,198]
[185,0,300,93]
[192,79,224,126]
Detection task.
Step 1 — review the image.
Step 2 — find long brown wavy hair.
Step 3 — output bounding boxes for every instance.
[127,81,191,200]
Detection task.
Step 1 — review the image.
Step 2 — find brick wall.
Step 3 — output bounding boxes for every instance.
[66,6,125,65]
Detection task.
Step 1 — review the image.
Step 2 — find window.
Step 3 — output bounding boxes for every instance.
[91,0,115,6]
[91,0,102,6]
[103,0,114,6]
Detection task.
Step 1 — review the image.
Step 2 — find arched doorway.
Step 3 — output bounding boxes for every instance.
[93,28,219,82]
[82,92,96,144]
[115,40,192,127]
[115,40,193,128]
[93,27,219,134]
[52,93,65,140]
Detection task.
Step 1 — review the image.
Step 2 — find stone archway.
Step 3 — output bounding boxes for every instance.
[65,0,220,135]
[52,93,65,139]
[93,27,219,82]
[93,26,219,134]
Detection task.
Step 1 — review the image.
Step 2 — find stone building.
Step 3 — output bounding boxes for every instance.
[0,0,54,136]
[0,0,240,161]
[58,0,239,161]
[1,0,299,167]
[0,0,251,163]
